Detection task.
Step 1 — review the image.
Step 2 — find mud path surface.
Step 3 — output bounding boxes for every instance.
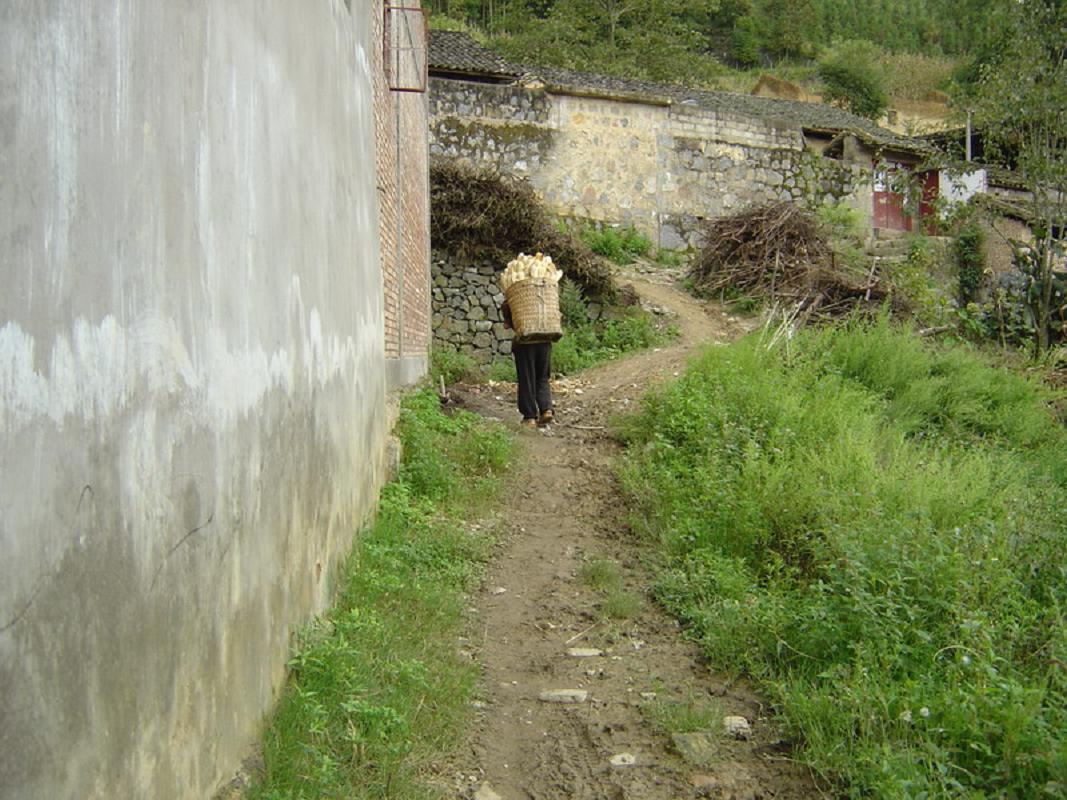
[439,272,823,800]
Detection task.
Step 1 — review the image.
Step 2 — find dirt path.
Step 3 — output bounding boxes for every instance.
[443,273,821,800]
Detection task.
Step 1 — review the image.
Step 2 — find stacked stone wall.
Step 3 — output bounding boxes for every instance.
[431,253,514,361]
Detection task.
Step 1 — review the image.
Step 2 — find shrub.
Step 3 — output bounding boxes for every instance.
[818,40,890,120]
[620,320,1067,796]
[730,16,763,68]
[956,221,985,304]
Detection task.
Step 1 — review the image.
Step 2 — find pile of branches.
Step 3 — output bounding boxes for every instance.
[430,158,615,299]
[689,202,897,318]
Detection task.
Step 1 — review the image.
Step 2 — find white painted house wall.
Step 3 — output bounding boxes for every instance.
[0,2,390,797]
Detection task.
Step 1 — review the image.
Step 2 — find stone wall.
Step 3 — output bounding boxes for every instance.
[1,3,393,798]
[429,76,868,249]
[431,253,514,361]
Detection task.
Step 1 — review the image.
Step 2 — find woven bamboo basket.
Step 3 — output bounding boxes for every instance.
[505,277,563,344]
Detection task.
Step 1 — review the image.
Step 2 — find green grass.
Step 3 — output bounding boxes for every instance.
[249,389,514,800]
[578,224,652,265]
[429,344,479,386]
[619,317,1067,798]
[600,590,644,620]
[578,558,623,592]
[643,693,723,736]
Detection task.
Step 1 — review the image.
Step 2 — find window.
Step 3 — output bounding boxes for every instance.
[384,4,428,93]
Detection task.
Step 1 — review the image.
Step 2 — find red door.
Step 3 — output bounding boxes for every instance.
[918,170,939,235]
[873,163,913,232]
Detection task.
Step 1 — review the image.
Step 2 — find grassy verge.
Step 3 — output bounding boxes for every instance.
[618,318,1067,797]
[249,389,513,800]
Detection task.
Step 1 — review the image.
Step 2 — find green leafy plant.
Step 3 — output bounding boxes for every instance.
[431,344,479,385]
[955,221,985,305]
[817,40,890,120]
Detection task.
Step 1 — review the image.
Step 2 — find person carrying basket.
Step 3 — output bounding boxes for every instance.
[499,253,563,428]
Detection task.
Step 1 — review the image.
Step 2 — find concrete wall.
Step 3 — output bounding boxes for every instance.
[429,77,866,249]
[0,2,390,798]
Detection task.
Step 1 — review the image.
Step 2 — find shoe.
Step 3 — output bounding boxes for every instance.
[537,410,554,427]
[521,418,538,429]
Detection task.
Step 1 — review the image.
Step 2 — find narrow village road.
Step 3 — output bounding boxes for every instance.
[441,271,822,800]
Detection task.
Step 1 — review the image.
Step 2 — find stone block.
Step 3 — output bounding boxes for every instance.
[473,332,493,349]
[474,321,493,332]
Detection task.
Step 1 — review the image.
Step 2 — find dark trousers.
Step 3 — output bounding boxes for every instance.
[513,342,553,419]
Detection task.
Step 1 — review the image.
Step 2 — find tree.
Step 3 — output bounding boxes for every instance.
[817,40,889,119]
[970,0,1067,353]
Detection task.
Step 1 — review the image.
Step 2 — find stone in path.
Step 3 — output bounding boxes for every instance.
[538,688,588,703]
[474,782,502,800]
[609,752,637,767]
[672,732,718,766]
[566,647,604,657]
[722,715,752,740]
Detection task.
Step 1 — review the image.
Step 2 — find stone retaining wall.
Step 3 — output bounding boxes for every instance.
[431,253,514,361]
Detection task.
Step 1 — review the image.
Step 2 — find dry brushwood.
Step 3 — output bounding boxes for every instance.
[689,202,898,318]
[430,158,615,299]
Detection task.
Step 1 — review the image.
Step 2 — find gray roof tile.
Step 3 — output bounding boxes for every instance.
[429,31,926,153]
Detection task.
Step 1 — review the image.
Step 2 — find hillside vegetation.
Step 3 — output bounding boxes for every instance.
[425,0,1003,102]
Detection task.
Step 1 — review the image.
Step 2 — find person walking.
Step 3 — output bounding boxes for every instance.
[502,300,554,428]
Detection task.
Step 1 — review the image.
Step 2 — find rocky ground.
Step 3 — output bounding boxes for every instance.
[435,270,824,800]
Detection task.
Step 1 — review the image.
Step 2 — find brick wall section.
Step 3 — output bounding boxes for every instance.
[399,91,431,358]
[373,0,431,363]
[372,2,400,358]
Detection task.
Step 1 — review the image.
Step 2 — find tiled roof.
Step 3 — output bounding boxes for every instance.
[428,31,927,153]
[530,64,926,153]
[427,29,521,77]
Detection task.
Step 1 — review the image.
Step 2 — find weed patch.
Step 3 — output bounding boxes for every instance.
[578,224,652,265]
[620,319,1067,797]
[250,390,514,799]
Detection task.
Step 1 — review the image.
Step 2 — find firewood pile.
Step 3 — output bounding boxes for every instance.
[688,202,897,318]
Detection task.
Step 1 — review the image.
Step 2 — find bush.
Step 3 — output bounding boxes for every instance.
[730,16,763,68]
[818,40,890,120]
[956,221,985,304]
[620,320,1067,796]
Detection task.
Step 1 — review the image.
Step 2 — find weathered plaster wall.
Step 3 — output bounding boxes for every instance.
[0,3,388,798]
[429,77,865,250]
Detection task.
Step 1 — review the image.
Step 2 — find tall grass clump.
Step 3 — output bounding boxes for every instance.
[579,224,653,265]
[250,389,513,799]
[619,318,1067,797]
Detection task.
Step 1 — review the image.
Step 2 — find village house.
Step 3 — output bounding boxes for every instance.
[427,30,946,250]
